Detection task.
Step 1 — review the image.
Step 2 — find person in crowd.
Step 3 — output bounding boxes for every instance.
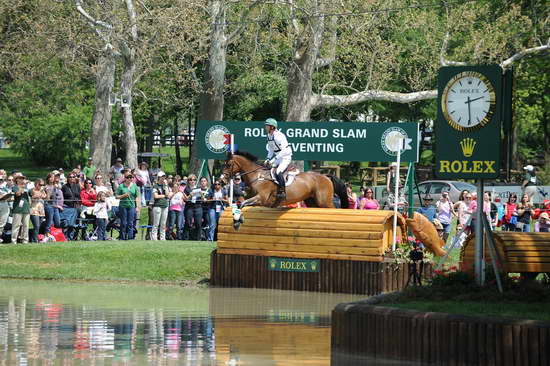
[535,212,550,232]
[80,179,97,208]
[94,175,113,196]
[436,191,453,243]
[359,187,379,210]
[117,168,132,187]
[494,196,505,228]
[503,193,518,231]
[44,172,63,240]
[136,161,152,207]
[386,162,402,195]
[110,158,125,189]
[416,195,436,222]
[485,192,498,229]
[93,191,110,241]
[82,157,97,180]
[516,193,533,232]
[207,179,228,241]
[199,177,211,237]
[522,164,537,203]
[184,175,206,241]
[167,181,185,240]
[455,191,473,233]
[346,184,358,209]
[30,179,47,242]
[62,173,82,240]
[232,175,246,204]
[116,173,140,240]
[11,176,31,244]
[58,168,67,185]
[0,171,12,236]
[151,172,172,241]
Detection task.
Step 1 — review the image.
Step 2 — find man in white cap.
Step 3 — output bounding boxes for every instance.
[522,164,537,202]
[264,118,292,200]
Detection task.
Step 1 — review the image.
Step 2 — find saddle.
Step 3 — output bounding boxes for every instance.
[269,165,300,187]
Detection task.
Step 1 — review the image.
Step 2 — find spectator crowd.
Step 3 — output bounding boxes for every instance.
[0,157,247,244]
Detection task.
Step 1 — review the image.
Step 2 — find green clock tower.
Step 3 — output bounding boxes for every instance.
[435,65,504,179]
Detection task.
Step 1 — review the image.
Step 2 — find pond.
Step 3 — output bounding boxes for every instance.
[0,280,364,365]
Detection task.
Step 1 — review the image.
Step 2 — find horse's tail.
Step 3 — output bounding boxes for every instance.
[327,174,349,209]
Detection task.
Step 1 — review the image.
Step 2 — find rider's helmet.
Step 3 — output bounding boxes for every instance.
[265,118,278,128]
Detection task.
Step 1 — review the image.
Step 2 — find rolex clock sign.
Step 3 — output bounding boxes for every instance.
[435,65,503,179]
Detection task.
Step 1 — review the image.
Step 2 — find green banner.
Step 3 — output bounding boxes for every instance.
[268,257,320,272]
[435,65,503,179]
[197,121,419,162]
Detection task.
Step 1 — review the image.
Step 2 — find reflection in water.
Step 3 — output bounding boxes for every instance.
[0,280,363,365]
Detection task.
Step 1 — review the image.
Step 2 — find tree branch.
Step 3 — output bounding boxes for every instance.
[312,89,437,108]
[315,15,337,68]
[500,43,550,69]
[440,32,466,66]
[75,0,113,30]
[227,0,264,45]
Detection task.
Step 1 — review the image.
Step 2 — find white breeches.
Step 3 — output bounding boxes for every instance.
[273,156,291,174]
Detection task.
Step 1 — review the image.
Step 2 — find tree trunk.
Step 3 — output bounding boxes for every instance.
[90,48,115,176]
[174,116,182,176]
[120,50,138,169]
[285,1,325,122]
[189,0,227,175]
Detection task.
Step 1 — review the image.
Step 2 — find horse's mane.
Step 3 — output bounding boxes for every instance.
[228,150,259,162]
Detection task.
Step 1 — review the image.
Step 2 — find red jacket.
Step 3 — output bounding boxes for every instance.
[80,189,97,207]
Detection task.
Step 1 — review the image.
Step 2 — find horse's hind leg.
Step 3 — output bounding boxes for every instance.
[314,188,335,208]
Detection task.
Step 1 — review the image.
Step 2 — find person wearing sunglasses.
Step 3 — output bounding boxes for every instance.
[80,179,97,209]
[11,176,31,244]
[359,187,380,210]
[29,179,48,242]
[151,172,172,241]
[0,171,12,237]
[61,173,82,240]
[207,180,228,241]
[503,193,518,231]
[115,173,140,240]
[183,174,206,241]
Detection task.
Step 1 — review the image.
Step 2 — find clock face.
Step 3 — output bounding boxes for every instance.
[441,71,496,132]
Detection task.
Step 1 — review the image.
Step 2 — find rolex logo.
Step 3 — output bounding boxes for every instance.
[460,138,476,157]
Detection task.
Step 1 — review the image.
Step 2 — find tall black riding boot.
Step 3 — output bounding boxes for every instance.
[276,172,286,200]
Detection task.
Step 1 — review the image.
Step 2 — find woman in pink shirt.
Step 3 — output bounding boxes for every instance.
[346,184,358,209]
[359,187,379,210]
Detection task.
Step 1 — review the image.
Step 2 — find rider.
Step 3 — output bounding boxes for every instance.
[264,118,292,200]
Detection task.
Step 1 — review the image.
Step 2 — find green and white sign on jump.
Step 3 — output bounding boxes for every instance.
[197,120,419,162]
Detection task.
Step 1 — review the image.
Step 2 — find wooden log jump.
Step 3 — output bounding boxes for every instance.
[210,207,432,294]
[460,232,550,274]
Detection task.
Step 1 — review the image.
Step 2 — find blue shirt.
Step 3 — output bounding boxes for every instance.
[416,205,437,222]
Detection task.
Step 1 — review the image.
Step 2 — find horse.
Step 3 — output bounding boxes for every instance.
[221,151,349,210]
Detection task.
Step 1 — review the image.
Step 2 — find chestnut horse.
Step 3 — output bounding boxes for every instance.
[222,151,349,209]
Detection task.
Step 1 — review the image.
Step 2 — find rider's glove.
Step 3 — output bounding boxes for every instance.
[264,160,272,169]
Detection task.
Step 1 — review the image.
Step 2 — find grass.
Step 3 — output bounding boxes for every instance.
[0,240,215,283]
[0,149,52,180]
[384,300,550,322]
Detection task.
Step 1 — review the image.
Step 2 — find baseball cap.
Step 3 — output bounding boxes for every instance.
[523,165,534,171]
[157,171,166,177]
[540,212,549,220]
[116,157,123,162]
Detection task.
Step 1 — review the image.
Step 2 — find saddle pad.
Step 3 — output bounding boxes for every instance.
[271,168,300,187]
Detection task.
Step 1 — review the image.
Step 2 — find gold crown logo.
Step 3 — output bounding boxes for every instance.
[460,138,476,157]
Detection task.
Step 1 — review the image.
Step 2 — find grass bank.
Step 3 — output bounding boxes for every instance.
[385,300,550,322]
[0,240,215,284]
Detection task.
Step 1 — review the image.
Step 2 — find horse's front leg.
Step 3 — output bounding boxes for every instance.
[240,194,262,209]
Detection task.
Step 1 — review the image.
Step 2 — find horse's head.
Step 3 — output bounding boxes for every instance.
[220,152,241,184]
[220,151,260,184]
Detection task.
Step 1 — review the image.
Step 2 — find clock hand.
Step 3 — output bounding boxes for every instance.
[468,96,484,103]
[466,96,471,125]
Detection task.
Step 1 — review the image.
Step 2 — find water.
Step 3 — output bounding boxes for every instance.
[0,280,364,365]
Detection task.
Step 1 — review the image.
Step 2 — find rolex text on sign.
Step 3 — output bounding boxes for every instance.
[268,257,320,273]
